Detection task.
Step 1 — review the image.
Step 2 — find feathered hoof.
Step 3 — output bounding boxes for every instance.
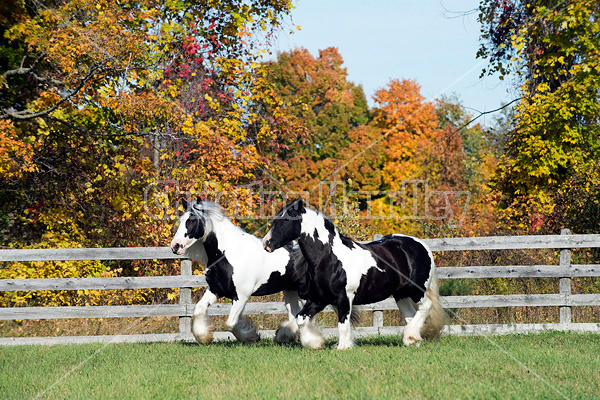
[336,342,354,350]
[192,317,214,345]
[194,331,214,345]
[301,334,324,350]
[402,335,423,347]
[231,316,261,344]
[274,321,298,345]
[299,326,325,349]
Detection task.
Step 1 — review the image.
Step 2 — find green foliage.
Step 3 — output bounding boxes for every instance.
[479,0,600,230]
[547,164,600,245]
[439,279,475,318]
[438,278,474,298]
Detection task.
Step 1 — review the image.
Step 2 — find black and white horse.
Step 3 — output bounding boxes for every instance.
[263,198,446,350]
[170,199,309,344]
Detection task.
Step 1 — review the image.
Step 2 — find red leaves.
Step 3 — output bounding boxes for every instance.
[183,36,201,56]
[201,77,213,91]
[530,213,546,232]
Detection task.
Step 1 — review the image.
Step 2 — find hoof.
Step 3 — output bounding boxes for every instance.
[301,336,324,350]
[403,335,423,347]
[300,332,324,349]
[274,321,298,345]
[192,316,214,345]
[336,342,354,350]
[238,331,261,344]
[231,316,261,344]
[194,331,214,345]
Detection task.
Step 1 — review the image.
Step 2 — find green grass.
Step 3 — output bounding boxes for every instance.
[1,332,598,399]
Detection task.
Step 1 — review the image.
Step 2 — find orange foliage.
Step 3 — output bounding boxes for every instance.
[373,79,439,187]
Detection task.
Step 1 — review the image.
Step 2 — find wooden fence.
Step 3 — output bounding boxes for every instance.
[1,230,600,346]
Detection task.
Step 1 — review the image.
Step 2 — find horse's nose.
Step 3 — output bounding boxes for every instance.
[261,238,271,252]
[171,243,182,254]
[262,232,272,252]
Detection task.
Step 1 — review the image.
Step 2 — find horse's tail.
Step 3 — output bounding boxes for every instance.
[350,308,362,326]
[330,306,363,326]
[420,268,447,340]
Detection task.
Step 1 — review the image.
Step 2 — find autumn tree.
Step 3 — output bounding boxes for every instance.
[434,95,502,235]
[264,47,375,192]
[370,83,500,236]
[478,0,600,231]
[373,79,439,187]
[0,0,298,305]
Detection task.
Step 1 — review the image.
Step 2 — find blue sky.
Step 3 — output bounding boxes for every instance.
[266,0,514,127]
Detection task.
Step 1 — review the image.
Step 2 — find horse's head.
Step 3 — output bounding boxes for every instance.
[263,197,305,253]
[170,198,212,255]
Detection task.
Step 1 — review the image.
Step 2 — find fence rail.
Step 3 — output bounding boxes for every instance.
[1,231,600,346]
[2,233,599,262]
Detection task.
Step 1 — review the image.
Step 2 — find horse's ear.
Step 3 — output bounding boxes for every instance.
[181,198,188,210]
[294,197,304,211]
[197,195,203,203]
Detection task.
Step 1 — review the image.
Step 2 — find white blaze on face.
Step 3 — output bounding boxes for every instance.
[170,212,195,255]
[261,230,273,251]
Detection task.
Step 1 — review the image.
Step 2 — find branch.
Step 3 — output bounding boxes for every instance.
[1,61,107,121]
[42,115,154,138]
[1,53,45,80]
[439,97,521,145]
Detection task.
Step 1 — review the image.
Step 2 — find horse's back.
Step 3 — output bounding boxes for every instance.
[365,234,433,265]
[359,234,434,303]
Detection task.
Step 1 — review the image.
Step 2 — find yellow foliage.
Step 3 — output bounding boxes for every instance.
[0,121,37,178]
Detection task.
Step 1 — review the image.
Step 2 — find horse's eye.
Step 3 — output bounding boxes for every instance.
[186,217,198,231]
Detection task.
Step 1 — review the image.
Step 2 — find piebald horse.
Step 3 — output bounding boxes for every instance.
[263,198,446,349]
[170,199,309,344]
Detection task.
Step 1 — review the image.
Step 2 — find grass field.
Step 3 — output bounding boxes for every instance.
[1,332,598,399]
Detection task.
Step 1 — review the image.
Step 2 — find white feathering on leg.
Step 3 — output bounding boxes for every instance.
[230,315,260,344]
[192,291,217,344]
[274,319,298,345]
[297,316,324,349]
[192,313,214,344]
[336,318,354,350]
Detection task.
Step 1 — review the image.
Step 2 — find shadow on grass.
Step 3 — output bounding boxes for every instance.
[176,334,424,349]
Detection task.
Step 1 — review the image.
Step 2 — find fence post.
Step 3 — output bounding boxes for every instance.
[372,310,384,330]
[179,259,193,336]
[559,229,572,325]
[371,234,384,330]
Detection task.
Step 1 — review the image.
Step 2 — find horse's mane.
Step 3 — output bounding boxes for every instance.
[304,207,361,249]
[186,200,229,239]
[188,200,226,222]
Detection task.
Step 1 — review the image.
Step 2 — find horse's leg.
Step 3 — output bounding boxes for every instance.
[402,295,433,347]
[275,290,300,344]
[192,289,218,344]
[296,300,326,349]
[226,295,260,344]
[396,297,417,324]
[336,293,355,350]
